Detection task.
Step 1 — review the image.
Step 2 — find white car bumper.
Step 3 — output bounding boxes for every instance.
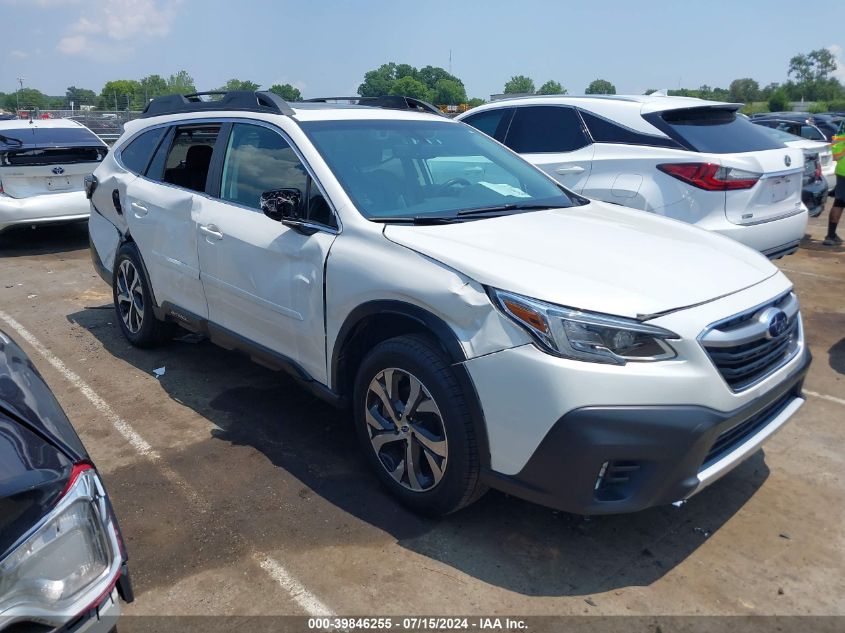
[0,190,90,232]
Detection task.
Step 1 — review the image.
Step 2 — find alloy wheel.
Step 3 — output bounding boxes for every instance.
[365,368,448,492]
[116,259,145,334]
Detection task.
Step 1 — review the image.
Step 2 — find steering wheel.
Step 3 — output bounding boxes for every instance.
[434,177,471,195]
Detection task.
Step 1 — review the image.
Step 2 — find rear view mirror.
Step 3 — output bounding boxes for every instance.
[260,188,302,222]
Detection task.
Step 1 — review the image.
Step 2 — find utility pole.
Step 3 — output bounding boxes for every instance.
[16,77,24,116]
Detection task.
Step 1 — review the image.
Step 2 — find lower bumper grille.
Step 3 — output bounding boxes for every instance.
[702,391,794,468]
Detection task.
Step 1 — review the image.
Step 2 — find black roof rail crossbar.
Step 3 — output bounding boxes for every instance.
[304,95,443,116]
[141,90,295,118]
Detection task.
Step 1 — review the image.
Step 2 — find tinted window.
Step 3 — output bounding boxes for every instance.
[504,106,589,153]
[651,108,783,154]
[461,108,512,140]
[119,128,165,175]
[220,123,307,211]
[0,126,104,150]
[301,119,575,220]
[161,125,220,193]
[580,110,681,149]
[800,125,825,141]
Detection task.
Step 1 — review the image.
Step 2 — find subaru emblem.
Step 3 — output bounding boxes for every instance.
[784,155,791,167]
[767,310,788,339]
[51,166,65,175]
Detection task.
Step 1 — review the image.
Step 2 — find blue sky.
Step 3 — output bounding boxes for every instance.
[0,0,841,99]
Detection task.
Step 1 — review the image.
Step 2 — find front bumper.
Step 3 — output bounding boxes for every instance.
[480,350,809,514]
[0,190,90,232]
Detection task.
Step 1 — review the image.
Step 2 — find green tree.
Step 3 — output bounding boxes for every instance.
[66,86,97,107]
[418,66,462,91]
[643,88,658,95]
[6,88,47,111]
[388,76,432,101]
[788,48,840,101]
[466,97,485,108]
[394,64,419,81]
[167,70,196,94]
[760,82,780,100]
[139,74,168,102]
[585,79,616,94]
[768,88,790,112]
[432,78,466,105]
[728,78,760,103]
[269,83,302,101]
[358,63,399,97]
[99,80,141,110]
[220,79,261,92]
[504,75,535,94]
[537,80,566,95]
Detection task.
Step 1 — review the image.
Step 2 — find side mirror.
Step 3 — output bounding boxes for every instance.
[260,188,303,222]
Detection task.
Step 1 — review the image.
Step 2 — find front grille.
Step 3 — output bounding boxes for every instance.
[702,391,794,468]
[701,293,801,392]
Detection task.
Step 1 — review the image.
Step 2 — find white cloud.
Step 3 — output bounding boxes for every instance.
[828,44,845,82]
[55,0,181,56]
[10,50,28,59]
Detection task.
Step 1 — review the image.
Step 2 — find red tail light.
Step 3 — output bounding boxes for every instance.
[657,162,761,191]
[60,462,94,498]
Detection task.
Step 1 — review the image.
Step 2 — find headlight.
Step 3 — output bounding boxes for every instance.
[0,465,121,620]
[490,288,679,364]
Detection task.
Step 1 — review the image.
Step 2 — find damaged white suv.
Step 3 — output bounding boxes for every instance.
[88,91,810,515]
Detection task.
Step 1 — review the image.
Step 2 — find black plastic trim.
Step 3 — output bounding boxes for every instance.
[482,349,811,515]
[141,90,294,119]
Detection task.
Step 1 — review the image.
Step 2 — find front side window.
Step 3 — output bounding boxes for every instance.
[301,119,577,220]
[504,106,590,153]
[160,125,221,193]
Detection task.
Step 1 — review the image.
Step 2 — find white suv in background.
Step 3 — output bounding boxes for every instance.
[88,91,810,516]
[457,95,807,259]
[0,118,108,233]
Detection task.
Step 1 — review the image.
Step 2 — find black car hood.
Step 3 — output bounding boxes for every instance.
[0,330,87,461]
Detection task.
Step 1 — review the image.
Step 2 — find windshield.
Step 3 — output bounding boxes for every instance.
[300,119,576,220]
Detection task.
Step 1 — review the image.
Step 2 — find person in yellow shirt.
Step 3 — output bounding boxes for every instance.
[827,126,845,245]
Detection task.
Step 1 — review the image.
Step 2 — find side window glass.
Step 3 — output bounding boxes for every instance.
[462,108,513,141]
[220,123,308,211]
[505,106,589,153]
[119,128,165,175]
[161,125,221,193]
[801,125,824,141]
[580,110,681,149]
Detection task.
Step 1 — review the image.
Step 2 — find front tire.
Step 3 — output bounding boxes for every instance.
[112,243,169,348]
[353,335,486,515]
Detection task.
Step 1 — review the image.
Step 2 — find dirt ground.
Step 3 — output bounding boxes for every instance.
[0,207,842,628]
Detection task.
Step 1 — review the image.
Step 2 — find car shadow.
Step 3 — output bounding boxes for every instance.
[0,222,89,257]
[829,337,845,375]
[68,306,769,598]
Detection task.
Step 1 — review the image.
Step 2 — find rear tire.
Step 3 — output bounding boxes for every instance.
[112,243,170,348]
[353,334,486,516]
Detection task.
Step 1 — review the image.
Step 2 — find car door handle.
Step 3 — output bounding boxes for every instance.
[199,224,223,240]
[555,165,585,175]
[130,201,148,217]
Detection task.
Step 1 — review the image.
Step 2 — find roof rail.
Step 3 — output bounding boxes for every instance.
[140,90,295,119]
[304,95,443,116]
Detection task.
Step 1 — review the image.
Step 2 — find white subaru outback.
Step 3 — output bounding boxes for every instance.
[87,91,811,516]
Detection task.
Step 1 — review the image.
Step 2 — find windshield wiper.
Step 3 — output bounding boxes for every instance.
[457,203,568,217]
[372,216,462,225]
[0,133,23,147]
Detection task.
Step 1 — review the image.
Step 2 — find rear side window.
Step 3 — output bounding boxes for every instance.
[579,110,681,149]
[648,108,783,154]
[461,108,513,141]
[160,125,221,193]
[119,128,165,175]
[504,106,589,153]
[801,125,825,141]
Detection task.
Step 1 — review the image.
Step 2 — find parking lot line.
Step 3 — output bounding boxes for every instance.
[804,390,845,407]
[0,307,338,616]
[255,554,336,617]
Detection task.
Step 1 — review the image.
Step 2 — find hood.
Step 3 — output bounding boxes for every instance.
[383,201,777,319]
[0,330,87,462]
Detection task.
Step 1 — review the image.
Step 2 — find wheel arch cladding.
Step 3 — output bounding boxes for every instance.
[332,300,491,469]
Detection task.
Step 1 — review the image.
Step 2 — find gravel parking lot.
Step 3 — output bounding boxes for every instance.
[0,210,842,629]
